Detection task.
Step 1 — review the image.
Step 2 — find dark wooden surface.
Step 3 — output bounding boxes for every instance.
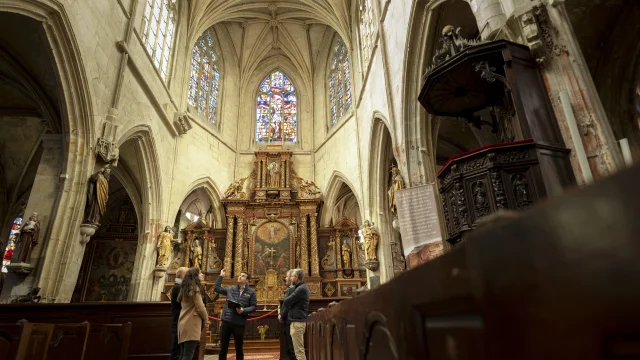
[0,302,172,360]
[308,164,640,359]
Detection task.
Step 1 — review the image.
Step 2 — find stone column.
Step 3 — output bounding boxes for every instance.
[518,2,623,182]
[224,215,234,278]
[234,215,244,277]
[309,213,320,276]
[0,135,63,302]
[299,214,309,276]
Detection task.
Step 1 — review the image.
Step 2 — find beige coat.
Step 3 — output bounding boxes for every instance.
[178,289,209,343]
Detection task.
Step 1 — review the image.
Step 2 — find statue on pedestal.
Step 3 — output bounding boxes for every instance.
[156,226,172,267]
[362,220,380,271]
[13,212,40,264]
[84,166,111,224]
[388,164,405,217]
[268,162,280,188]
[341,241,351,269]
[191,241,203,269]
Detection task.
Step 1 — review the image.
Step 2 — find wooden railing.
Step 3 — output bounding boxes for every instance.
[307,164,640,360]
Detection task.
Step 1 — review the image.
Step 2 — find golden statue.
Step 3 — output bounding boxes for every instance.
[298,179,321,199]
[341,242,351,269]
[388,164,405,217]
[268,161,280,188]
[156,226,173,267]
[224,177,247,199]
[191,241,203,269]
[84,166,111,224]
[362,220,379,260]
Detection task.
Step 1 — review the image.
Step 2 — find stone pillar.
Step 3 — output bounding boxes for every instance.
[309,213,319,276]
[299,214,309,276]
[224,215,234,278]
[518,2,623,182]
[467,0,507,39]
[0,135,63,303]
[234,215,244,277]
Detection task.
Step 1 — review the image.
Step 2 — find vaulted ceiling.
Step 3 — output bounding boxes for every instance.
[185,0,354,88]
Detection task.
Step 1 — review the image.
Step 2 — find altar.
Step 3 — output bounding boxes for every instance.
[219,147,324,303]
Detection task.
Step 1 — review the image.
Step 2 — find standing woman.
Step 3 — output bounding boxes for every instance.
[178,267,209,360]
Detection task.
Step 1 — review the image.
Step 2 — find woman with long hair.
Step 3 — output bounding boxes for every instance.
[178,267,209,360]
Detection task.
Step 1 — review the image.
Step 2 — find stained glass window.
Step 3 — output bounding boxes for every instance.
[187,28,221,123]
[359,0,376,67]
[141,0,177,81]
[328,38,352,126]
[256,71,297,142]
[2,217,22,273]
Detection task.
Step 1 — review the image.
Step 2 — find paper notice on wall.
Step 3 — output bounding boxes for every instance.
[395,184,442,257]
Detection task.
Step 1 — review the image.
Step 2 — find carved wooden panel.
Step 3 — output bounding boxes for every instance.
[15,323,54,360]
[47,323,90,360]
[0,324,21,360]
[85,323,131,360]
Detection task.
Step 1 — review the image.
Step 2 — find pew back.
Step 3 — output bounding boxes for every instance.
[16,323,54,360]
[85,323,132,360]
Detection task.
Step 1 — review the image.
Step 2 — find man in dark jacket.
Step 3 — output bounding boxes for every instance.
[169,267,188,360]
[279,270,296,360]
[214,268,257,360]
[283,268,309,360]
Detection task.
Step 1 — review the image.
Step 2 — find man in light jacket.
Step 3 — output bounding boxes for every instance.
[279,270,296,360]
[282,268,309,360]
[214,268,257,360]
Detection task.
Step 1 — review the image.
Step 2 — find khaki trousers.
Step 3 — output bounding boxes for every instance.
[289,321,306,360]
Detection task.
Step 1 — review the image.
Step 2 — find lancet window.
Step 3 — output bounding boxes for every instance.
[359,0,376,68]
[141,0,177,80]
[328,38,353,126]
[256,71,297,142]
[187,28,221,123]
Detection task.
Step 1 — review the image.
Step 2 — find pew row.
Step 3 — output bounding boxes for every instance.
[0,302,170,360]
[307,164,640,360]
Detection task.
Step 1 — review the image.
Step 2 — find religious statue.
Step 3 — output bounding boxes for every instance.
[512,174,531,208]
[362,220,379,261]
[387,164,405,217]
[156,226,173,267]
[191,241,203,269]
[268,162,280,188]
[205,205,215,228]
[13,212,40,264]
[84,166,111,224]
[298,179,322,199]
[341,241,351,269]
[321,236,336,269]
[224,177,247,199]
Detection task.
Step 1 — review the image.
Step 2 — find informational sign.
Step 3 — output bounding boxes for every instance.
[395,184,442,256]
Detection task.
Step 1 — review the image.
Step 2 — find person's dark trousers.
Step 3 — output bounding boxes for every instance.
[284,322,296,360]
[169,327,180,360]
[218,321,246,360]
[178,341,198,360]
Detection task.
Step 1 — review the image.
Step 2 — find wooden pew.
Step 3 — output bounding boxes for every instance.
[47,322,90,360]
[0,323,23,360]
[0,302,172,360]
[15,323,54,360]
[307,164,640,359]
[85,323,132,360]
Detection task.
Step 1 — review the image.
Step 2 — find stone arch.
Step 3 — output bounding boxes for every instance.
[321,171,363,227]
[117,125,164,301]
[177,177,225,228]
[0,0,95,303]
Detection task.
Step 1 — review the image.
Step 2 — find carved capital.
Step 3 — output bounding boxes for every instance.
[79,223,99,245]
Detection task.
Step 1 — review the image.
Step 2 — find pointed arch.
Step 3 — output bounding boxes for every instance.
[255,69,298,143]
[177,177,225,227]
[0,0,95,302]
[321,171,363,227]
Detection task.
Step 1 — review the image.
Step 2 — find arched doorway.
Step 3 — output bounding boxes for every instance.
[71,174,139,302]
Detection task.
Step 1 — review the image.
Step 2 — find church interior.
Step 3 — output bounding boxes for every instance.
[0,0,639,359]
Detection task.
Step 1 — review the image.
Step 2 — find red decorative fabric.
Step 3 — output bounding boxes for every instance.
[437,138,535,176]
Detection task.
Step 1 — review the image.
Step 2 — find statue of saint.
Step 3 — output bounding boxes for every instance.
[156,226,173,267]
[387,165,405,217]
[362,220,379,261]
[13,212,40,264]
[84,166,111,224]
[268,162,280,188]
[191,241,203,269]
[341,241,351,269]
[205,205,215,228]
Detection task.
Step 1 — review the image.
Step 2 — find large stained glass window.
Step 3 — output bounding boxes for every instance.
[187,28,221,123]
[359,0,376,68]
[256,71,297,142]
[141,0,177,80]
[328,38,352,126]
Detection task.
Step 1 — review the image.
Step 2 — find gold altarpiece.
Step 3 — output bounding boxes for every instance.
[220,148,323,305]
